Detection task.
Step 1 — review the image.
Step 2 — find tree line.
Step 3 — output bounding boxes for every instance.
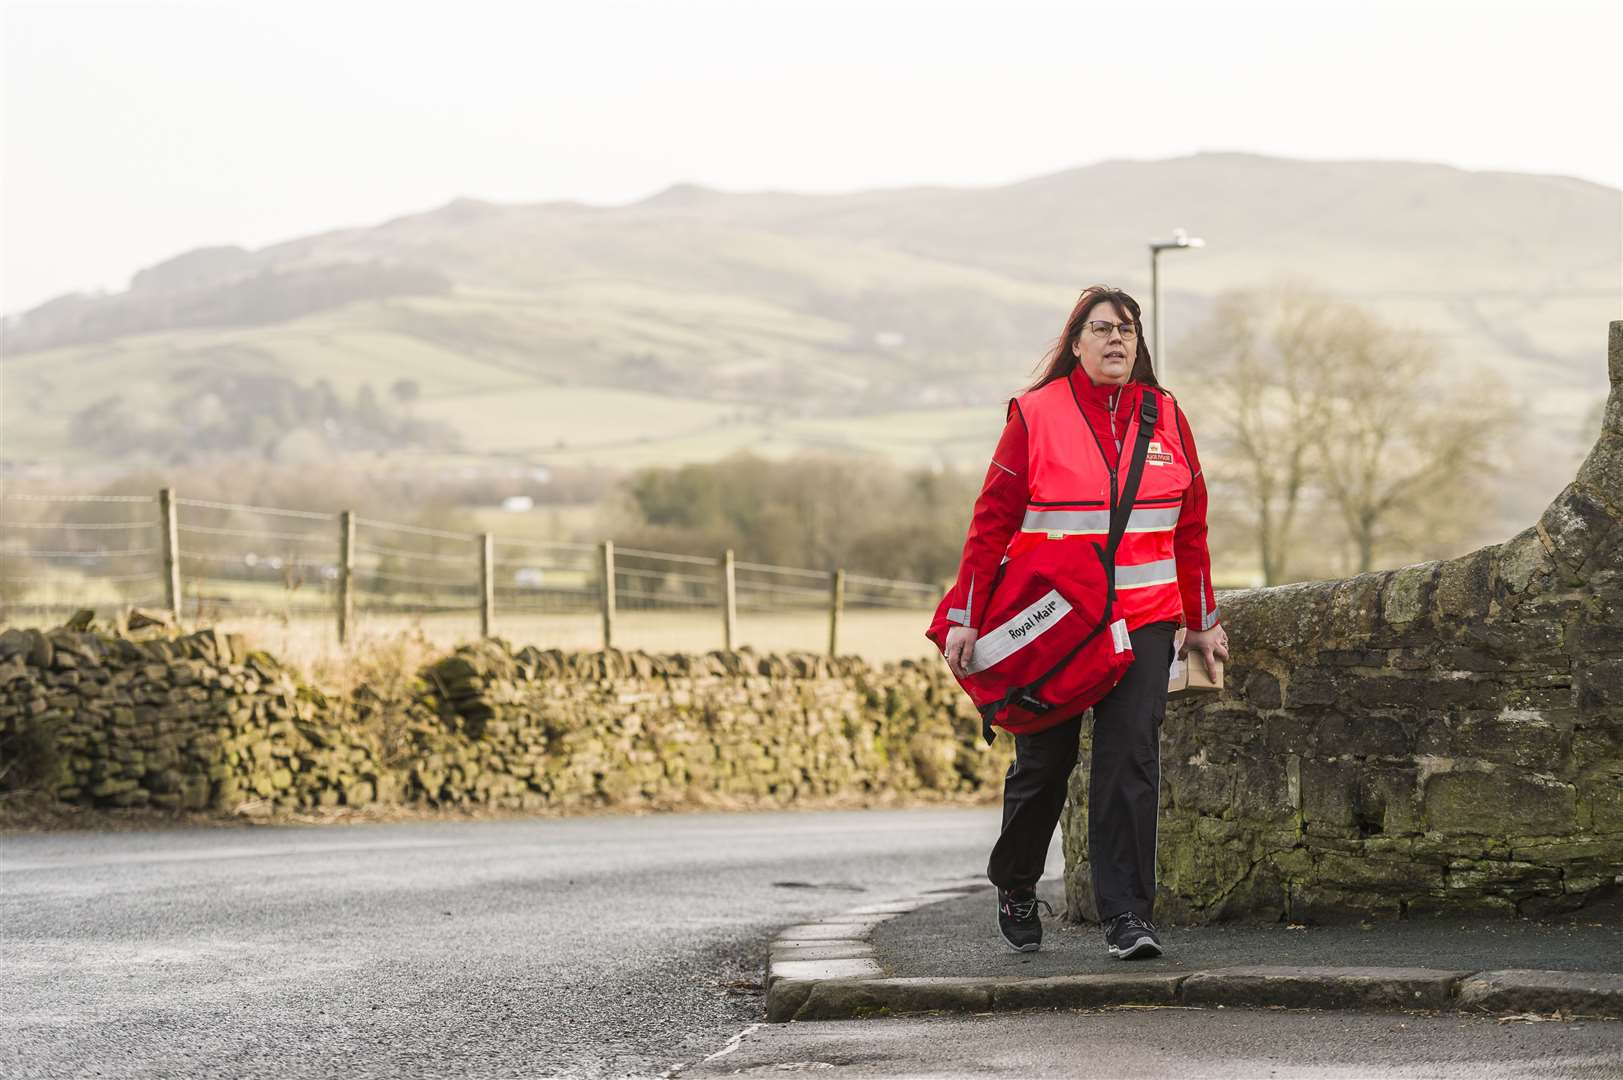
[601,454,981,584]
[67,372,461,464]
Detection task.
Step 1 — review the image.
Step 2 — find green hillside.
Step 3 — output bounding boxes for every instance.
[3,151,1617,527]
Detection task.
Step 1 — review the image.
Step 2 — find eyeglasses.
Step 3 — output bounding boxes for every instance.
[1083,320,1138,340]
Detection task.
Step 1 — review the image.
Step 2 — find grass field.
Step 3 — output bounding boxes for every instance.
[216,606,942,675]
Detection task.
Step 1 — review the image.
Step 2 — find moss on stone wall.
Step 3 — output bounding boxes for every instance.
[1061,322,1623,924]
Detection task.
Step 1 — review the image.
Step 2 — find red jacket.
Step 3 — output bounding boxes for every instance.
[945,366,1221,634]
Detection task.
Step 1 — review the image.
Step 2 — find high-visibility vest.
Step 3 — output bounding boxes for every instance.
[1004,377,1189,629]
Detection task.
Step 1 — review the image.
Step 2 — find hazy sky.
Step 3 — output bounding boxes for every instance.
[3,0,1619,314]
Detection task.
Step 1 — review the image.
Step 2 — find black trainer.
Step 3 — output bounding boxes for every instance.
[997,887,1055,953]
[1104,911,1163,959]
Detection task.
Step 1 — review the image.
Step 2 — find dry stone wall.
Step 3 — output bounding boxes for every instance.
[0,627,1008,816]
[0,625,389,811]
[1063,322,1623,923]
[409,644,1005,807]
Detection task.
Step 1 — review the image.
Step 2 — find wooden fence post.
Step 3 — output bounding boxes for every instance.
[158,487,181,624]
[478,532,494,638]
[828,568,845,658]
[721,548,737,651]
[599,540,616,650]
[337,510,355,645]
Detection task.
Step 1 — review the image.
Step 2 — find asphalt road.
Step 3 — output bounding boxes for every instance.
[0,807,1006,1080]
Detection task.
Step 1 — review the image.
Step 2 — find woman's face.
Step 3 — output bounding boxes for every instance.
[1070,301,1135,386]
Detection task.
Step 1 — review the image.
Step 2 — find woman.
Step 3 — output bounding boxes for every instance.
[941,284,1229,959]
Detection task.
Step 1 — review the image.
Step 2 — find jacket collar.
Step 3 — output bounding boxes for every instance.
[1068,365,1137,412]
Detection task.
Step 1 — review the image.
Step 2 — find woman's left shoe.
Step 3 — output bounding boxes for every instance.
[1103,911,1163,959]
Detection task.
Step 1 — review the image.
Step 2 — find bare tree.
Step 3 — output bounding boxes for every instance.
[1181,284,1512,582]
[1181,284,1343,585]
[1316,312,1512,572]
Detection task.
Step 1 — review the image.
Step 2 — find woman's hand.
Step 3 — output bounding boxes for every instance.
[943,625,978,679]
[1180,626,1230,681]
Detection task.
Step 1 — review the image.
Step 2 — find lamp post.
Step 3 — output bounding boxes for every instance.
[1149,228,1205,380]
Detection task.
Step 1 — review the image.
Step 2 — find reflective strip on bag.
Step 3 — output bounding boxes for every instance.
[964,588,1073,675]
[1114,558,1177,590]
[1021,505,1180,535]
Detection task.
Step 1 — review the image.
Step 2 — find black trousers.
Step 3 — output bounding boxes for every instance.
[986,620,1177,922]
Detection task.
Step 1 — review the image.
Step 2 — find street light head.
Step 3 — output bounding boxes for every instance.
[1150,231,1206,252]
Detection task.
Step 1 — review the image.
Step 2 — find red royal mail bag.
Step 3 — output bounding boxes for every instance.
[926,390,1160,744]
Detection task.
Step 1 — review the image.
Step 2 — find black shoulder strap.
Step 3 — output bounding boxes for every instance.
[1105,388,1160,567]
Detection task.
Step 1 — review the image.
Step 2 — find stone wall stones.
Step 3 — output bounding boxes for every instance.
[0,627,1009,816]
[1061,322,1623,923]
[0,624,386,812]
[410,641,1007,808]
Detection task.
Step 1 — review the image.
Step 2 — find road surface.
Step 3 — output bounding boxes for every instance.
[5,808,1616,1079]
[2,807,1002,1079]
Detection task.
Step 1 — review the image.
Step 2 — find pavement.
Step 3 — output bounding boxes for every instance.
[683,1009,1623,1078]
[765,879,1623,1025]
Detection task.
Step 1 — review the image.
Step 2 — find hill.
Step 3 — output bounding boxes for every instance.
[3,151,1617,530]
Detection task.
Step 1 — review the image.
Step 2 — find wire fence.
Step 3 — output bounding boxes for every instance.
[0,488,945,656]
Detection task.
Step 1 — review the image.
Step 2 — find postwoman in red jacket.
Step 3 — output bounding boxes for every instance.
[940,284,1230,960]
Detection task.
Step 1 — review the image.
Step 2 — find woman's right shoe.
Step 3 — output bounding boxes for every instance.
[1103,911,1163,959]
[997,887,1054,952]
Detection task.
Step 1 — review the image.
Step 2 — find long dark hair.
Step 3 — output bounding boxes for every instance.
[1025,284,1159,392]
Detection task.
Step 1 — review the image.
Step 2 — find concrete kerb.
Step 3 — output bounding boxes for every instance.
[764,880,987,1012]
[763,886,1623,1024]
